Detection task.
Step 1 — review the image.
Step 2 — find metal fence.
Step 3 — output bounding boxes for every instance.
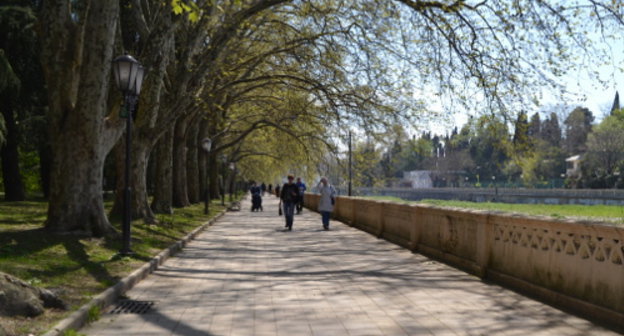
[348,187,624,206]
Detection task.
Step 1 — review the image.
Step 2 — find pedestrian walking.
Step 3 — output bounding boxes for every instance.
[317,177,336,230]
[260,182,267,196]
[268,183,273,194]
[249,182,262,212]
[295,177,307,214]
[280,175,300,230]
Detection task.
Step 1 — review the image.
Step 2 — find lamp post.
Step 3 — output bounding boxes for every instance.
[228,162,236,202]
[112,54,145,256]
[348,130,352,196]
[492,175,498,201]
[220,154,226,206]
[201,138,212,215]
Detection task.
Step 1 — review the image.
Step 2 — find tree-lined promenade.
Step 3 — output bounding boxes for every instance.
[1,0,624,334]
[2,0,623,236]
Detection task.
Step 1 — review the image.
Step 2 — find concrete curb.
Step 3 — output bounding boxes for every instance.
[42,210,227,336]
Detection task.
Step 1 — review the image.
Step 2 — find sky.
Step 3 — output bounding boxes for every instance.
[425,34,624,136]
[426,73,624,136]
[560,60,624,119]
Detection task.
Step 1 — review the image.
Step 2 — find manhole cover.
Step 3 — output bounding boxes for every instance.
[108,300,154,314]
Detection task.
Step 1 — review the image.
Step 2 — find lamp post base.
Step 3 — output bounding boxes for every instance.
[118,249,135,257]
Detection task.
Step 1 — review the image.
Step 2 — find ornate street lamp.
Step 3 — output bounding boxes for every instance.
[112,54,145,256]
[201,138,212,215]
[220,154,227,206]
[348,130,352,196]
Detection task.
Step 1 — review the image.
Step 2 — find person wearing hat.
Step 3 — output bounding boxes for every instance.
[280,175,300,230]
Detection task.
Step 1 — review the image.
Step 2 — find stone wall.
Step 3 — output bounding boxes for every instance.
[304,194,624,330]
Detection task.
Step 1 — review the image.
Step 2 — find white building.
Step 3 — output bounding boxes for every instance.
[402,170,433,188]
[565,155,582,178]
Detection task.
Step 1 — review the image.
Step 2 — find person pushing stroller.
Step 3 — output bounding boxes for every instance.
[250,182,263,211]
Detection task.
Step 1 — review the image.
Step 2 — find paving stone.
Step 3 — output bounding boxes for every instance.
[81,196,620,336]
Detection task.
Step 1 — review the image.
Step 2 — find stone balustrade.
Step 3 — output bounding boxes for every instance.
[304,194,624,329]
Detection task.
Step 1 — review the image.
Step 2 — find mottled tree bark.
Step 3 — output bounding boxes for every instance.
[198,119,209,202]
[209,151,220,200]
[186,119,200,203]
[172,115,191,207]
[0,107,25,201]
[110,136,157,223]
[39,0,122,236]
[109,3,176,221]
[151,128,174,214]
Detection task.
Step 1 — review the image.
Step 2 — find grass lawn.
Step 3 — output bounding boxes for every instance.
[363,196,624,225]
[0,198,229,336]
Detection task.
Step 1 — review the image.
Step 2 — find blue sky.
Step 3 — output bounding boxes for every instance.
[425,36,624,135]
[562,53,624,119]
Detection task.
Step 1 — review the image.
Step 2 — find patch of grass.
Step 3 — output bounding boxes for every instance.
[360,195,412,204]
[368,197,624,225]
[0,199,228,335]
[87,305,100,323]
[62,329,87,336]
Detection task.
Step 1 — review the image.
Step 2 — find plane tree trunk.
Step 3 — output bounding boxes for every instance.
[151,128,174,214]
[39,0,123,236]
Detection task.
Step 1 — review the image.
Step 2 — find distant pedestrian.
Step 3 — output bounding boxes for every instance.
[268,184,273,194]
[295,177,307,214]
[280,175,300,230]
[249,182,261,195]
[250,182,262,212]
[317,177,336,230]
[260,182,267,196]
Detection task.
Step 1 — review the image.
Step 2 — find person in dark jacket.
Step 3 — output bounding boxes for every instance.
[295,177,307,214]
[249,182,262,212]
[280,175,300,230]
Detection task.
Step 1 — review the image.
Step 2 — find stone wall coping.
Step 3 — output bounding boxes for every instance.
[335,195,622,229]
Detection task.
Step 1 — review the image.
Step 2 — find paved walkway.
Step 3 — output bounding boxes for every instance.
[82,196,620,336]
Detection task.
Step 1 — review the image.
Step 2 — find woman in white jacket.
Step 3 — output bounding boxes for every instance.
[317,177,336,230]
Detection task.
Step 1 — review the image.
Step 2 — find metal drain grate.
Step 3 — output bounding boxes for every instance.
[108,300,154,314]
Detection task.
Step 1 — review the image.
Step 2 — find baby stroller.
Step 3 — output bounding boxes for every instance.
[251,192,263,212]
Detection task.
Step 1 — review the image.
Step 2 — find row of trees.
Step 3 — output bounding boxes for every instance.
[331,102,624,189]
[1,0,623,237]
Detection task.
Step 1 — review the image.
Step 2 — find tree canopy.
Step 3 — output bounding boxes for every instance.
[0,0,623,235]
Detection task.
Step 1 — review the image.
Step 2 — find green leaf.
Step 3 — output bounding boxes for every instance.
[171,0,184,15]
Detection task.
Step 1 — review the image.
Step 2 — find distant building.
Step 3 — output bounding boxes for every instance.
[401,170,467,188]
[565,155,582,178]
[402,170,433,188]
